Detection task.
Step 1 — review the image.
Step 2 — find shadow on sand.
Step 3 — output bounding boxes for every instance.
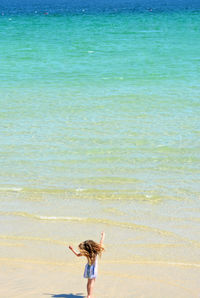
[46,294,85,298]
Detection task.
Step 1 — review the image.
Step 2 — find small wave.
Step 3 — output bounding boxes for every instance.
[0,211,173,235]
[0,212,83,223]
[145,194,153,198]
[0,187,23,192]
[2,211,200,248]
[38,215,83,221]
[75,188,85,192]
[0,211,196,241]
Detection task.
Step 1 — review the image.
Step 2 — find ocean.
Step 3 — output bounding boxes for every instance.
[0,3,200,295]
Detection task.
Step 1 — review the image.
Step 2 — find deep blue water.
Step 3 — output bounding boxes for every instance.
[0,0,200,15]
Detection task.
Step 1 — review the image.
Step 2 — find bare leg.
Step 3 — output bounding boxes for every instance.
[87,278,95,298]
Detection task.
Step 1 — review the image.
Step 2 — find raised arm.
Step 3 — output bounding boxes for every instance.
[69,245,82,257]
[100,232,105,247]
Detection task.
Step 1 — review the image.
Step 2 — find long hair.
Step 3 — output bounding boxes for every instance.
[79,240,104,265]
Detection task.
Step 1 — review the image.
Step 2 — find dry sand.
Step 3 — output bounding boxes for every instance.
[1,256,200,298]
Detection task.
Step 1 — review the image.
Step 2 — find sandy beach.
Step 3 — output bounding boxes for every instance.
[1,251,200,298]
[1,213,200,298]
[1,189,200,297]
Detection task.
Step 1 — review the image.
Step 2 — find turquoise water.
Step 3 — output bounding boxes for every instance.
[1,12,200,201]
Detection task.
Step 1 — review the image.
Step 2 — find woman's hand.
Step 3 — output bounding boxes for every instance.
[69,245,73,250]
